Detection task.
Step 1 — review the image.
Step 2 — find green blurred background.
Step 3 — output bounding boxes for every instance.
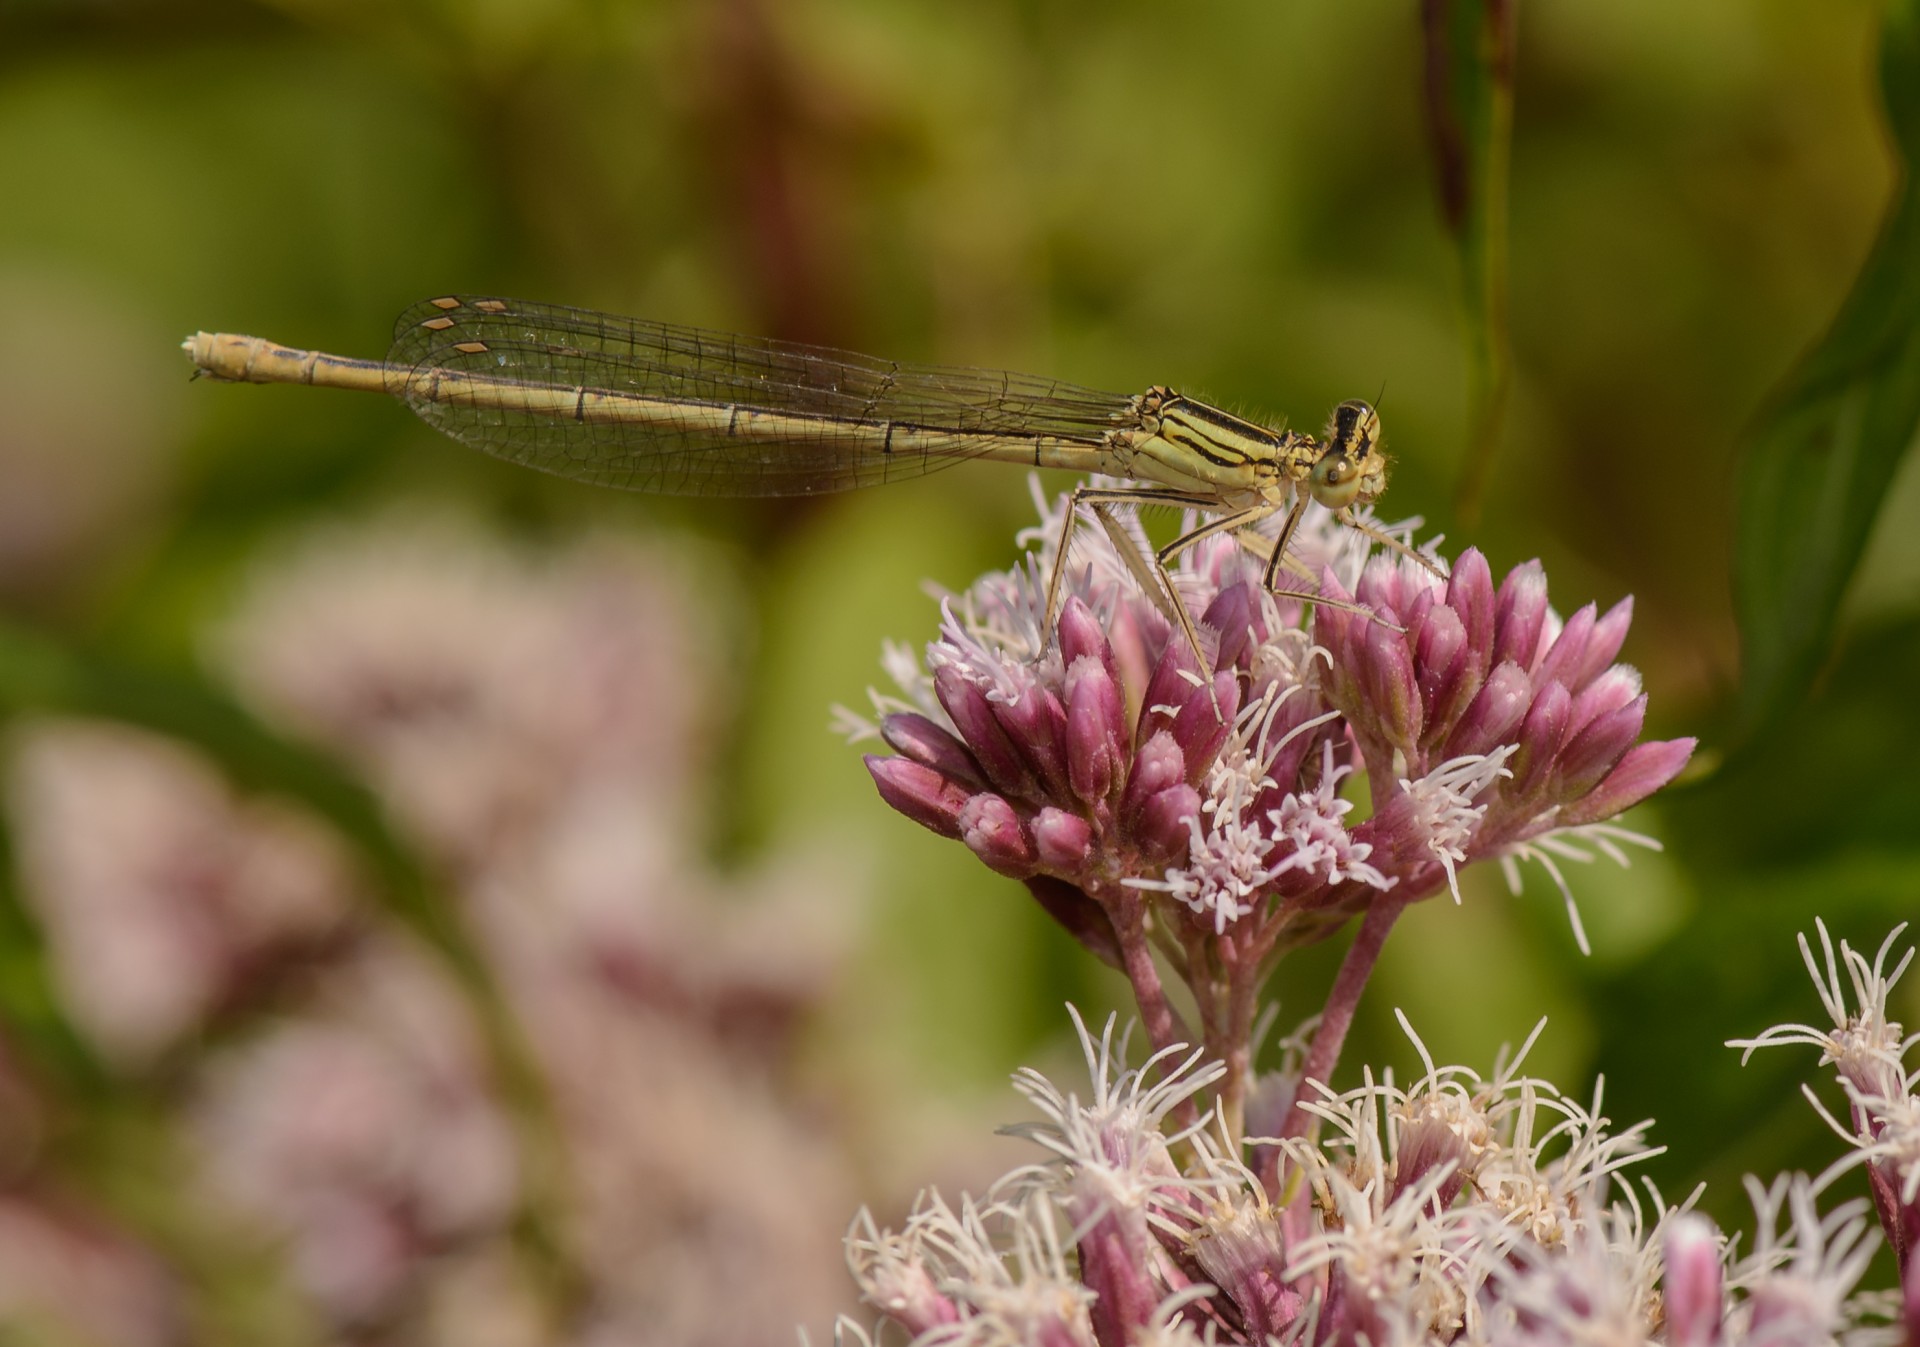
[2,0,1918,1310]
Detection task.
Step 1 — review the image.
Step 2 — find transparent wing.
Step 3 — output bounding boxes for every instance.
[386,296,1133,497]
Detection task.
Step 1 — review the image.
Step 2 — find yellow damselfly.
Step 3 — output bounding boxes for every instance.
[184,295,1431,671]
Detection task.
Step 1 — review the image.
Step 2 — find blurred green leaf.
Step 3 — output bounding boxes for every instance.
[1680,614,1920,867]
[1421,0,1516,525]
[1733,1,1920,745]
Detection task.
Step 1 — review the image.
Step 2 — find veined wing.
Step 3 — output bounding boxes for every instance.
[387,296,1133,497]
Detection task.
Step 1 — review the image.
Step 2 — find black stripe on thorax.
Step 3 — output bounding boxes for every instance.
[1159,422,1247,468]
[1161,395,1285,447]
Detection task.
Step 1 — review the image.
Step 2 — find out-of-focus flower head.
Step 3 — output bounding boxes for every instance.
[0,1192,182,1347]
[210,509,864,1344]
[547,1007,858,1347]
[190,940,520,1325]
[217,510,725,863]
[1732,922,1920,1281]
[1720,1173,1883,1347]
[6,718,354,1063]
[2,506,914,1346]
[842,1008,1901,1347]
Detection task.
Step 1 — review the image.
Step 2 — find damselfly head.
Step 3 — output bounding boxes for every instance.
[1308,399,1384,509]
[1327,399,1381,458]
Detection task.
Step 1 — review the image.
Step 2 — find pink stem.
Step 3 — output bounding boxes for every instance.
[1110,888,1189,1056]
[1108,888,1200,1129]
[1278,894,1406,1143]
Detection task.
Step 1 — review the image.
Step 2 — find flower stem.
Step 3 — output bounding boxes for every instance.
[1115,890,1185,1056]
[1277,893,1406,1142]
[1108,887,1202,1129]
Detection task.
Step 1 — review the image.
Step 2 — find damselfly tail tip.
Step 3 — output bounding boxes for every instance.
[181,333,214,380]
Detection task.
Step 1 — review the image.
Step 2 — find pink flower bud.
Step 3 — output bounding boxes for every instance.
[1204,581,1261,672]
[1397,585,1437,663]
[958,793,1034,876]
[994,683,1072,802]
[1510,679,1572,799]
[1065,655,1127,804]
[1447,660,1532,758]
[1137,636,1204,747]
[881,713,985,789]
[1056,594,1113,673]
[867,756,972,838]
[1079,1207,1163,1347]
[1391,1109,1473,1207]
[1445,548,1496,665]
[1358,611,1422,754]
[1313,570,1360,672]
[1032,807,1094,870]
[1576,594,1635,690]
[1169,671,1240,782]
[1104,600,1157,714]
[860,1259,961,1337]
[1415,605,1476,750]
[1189,1209,1301,1342]
[1565,664,1642,739]
[934,666,1032,798]
[1414,602,1467,701]
[1355,557,1407,615]
[1532,601,1597,691]
[1663,1214,1724,1347]
[1552,694,1646,801]
[1122,731,1186,824]
[1136,784,1201,861]
[1492,559,1549,671]
[1557,737,1696,826]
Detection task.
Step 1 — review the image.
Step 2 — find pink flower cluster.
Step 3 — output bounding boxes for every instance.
[854,487,1694,1106]
[841,992,1920,1347]
[1314,550,1694,912]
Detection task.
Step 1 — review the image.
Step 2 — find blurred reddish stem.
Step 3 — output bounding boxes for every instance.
[694,0,849,347]
[1422,0,1517,528]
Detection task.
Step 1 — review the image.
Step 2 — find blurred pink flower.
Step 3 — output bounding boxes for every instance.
[472,792,862,1345]
[6,718,355,1063]
[217,512,725,864]
[543,1007,857,1347]
[190,940,519,1325]
[2,509,878,1344]
[0,1191,182,1347]
[209,510,864,1343]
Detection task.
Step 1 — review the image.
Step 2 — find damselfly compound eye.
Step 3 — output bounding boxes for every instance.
[1309,452,1364,509]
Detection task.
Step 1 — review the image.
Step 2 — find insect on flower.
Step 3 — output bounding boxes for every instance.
[184,296,1437,674]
